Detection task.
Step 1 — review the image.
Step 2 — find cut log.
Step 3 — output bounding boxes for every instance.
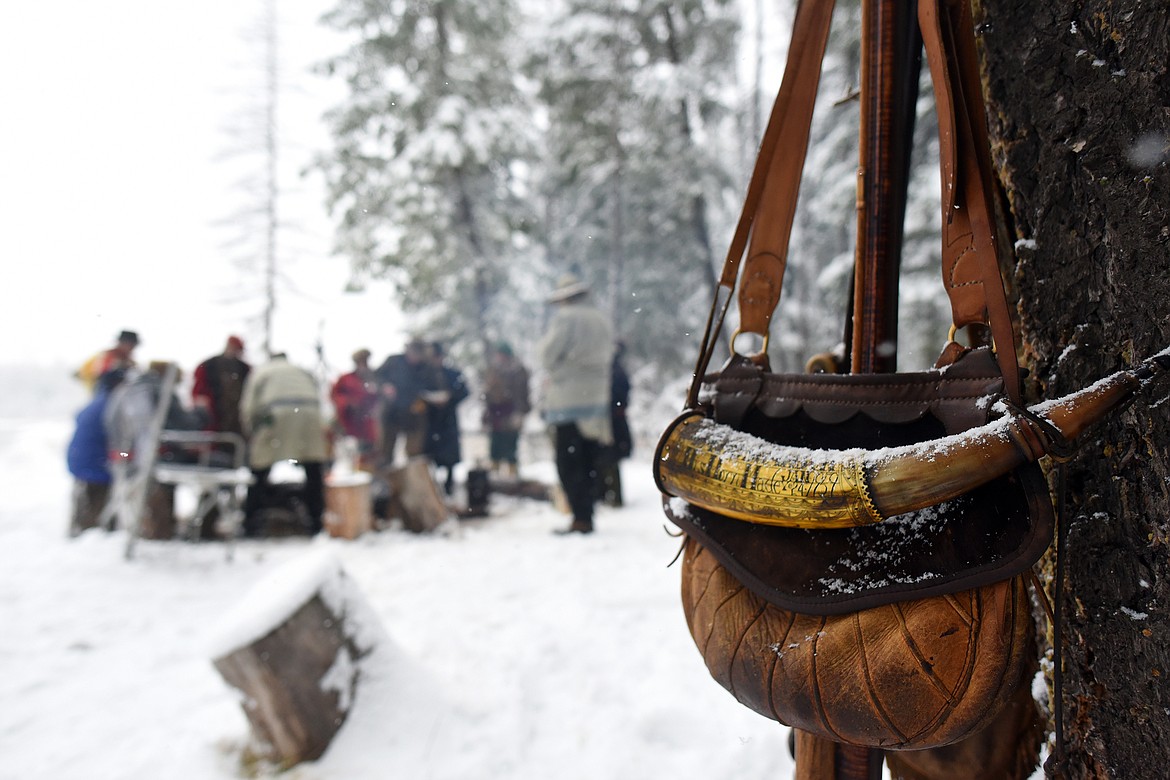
[209,551,378,766]
[384,458,449,533]
[487,476,555,502]
[324,471,373,540]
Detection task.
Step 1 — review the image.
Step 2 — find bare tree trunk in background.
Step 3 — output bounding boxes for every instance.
[435,3,492,362]
[610,152,626,335]
[975,1,1170,776]
[262,0,278,359]
[659,4,727,354]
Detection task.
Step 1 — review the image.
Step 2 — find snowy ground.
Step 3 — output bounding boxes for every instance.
[0,414,797,780]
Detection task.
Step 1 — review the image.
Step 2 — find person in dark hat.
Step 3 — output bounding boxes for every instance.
[75,330,139,393]
[538,274,615,534]
[330,348,382,471]
[192,335,251,443]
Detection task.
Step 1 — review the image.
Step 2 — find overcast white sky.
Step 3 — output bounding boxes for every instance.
[0,1,793,378]
[0,0,405,374]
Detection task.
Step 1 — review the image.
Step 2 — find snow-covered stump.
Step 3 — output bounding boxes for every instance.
[208,550,380,767]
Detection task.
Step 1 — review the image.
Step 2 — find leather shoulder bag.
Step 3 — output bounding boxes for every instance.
[653,0,1167,751]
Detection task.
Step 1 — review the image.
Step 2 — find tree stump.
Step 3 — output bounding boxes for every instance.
[139,481,176,540]
[209,550,379,767]
[385,458,449,533]
[324,471,373,539]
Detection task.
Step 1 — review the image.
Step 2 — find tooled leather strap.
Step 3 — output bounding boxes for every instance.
[686,0,836,405]
[727,0,837,338]
[696,0,1021,401]
[919,0,1022,402]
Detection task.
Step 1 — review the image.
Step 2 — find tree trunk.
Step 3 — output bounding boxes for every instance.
[974,1,1170,777]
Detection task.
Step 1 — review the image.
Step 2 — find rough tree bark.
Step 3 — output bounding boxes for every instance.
[974,1,1170,777]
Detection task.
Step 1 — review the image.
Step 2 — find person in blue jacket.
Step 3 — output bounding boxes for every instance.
[66,368,126,536]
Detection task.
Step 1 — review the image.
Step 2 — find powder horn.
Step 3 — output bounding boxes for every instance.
[654,350,1170,529]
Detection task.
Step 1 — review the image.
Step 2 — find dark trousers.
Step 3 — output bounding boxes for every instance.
[489,430,520,464]
[553,423,601,527]
[244,462,325,535]
[381,412,426,468]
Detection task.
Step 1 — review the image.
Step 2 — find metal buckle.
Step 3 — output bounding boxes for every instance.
[730,328,769,360]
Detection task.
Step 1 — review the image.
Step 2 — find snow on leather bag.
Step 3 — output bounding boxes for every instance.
[652,0,1164,751]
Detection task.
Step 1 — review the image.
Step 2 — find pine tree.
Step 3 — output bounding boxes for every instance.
[314,0,537,358]
[530,0,742,370]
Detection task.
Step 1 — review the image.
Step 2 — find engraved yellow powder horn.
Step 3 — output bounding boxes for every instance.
[654,350,1170,529]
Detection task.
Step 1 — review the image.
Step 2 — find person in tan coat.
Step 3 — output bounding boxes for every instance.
[240,353,328,536]
[537,274,614,534]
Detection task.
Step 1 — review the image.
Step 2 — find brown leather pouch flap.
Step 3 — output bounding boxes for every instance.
[707,347,1005,432]
[674,347,1052,616]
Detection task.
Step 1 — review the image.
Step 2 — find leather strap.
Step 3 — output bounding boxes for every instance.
[686,0,836,404]
[728,0,837,337]
[919,0,1021,401]
[694,0,1021,399]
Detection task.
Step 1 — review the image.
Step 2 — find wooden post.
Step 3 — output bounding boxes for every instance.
[210,551,378,766]
[849,0,921,374]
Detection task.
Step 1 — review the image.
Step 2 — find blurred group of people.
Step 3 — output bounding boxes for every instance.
[64,330,540,538]
[65,273,633,540]
[330,338,474,495]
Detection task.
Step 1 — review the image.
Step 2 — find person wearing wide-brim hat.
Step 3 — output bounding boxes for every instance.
[546,274,591,303]
[537,273,615,534]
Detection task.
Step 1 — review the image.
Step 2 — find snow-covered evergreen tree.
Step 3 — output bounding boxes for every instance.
[313,0,538,360]
[530,0,741,370]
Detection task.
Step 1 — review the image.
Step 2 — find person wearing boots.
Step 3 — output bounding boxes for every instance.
[597,340,632,507]
[537,273,614,535]
[481,341,530,478]
[423,341,469,496]
[65,368,127,535]
[239,352,329,536]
